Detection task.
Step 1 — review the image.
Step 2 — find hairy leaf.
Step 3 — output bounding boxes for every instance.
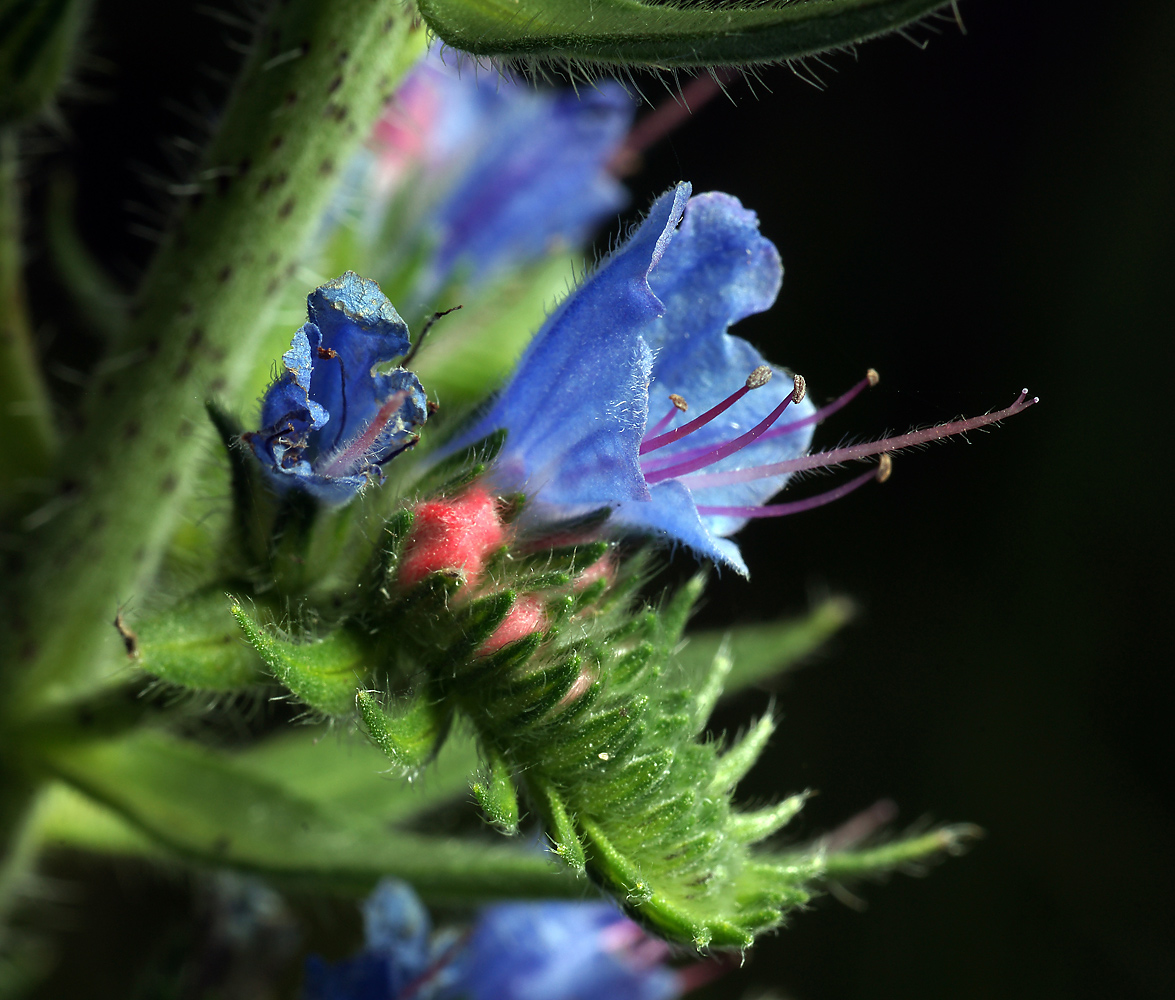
[417,0,952,69]
[38,729,576,901]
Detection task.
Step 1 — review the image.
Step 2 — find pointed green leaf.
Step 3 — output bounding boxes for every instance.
[231,603,366,716]
[37,729,577,902]
[235,725,479,824]
[416,0,951,68]
[133,588,266,691]
[814,823,984,879]
[675,596,855,696]
[357,689,452,772]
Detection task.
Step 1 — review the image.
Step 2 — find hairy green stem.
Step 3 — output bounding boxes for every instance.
[3,0,425,711]
[0,128,57,500]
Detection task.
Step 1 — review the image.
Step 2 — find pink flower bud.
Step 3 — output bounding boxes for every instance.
[399,487,506,590]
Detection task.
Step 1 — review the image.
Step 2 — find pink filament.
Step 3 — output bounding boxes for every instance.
[642,402,681,443]
[681,390,1037,490]
[696,466,880,519]
[317,390,409,477]
[641,371,873,475]
[643,381,798,485]
[639,384,750,455]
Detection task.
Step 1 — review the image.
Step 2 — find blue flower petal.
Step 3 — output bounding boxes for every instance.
[430,83,634,291]
[620,192,817,560]
[612,480,749,576]
[248,273,428,505]
[435,185,816,572]
[307,272,413,453]
[446,183,692,510]
[439,901,679,1000]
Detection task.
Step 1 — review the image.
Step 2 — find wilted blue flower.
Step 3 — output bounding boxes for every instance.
[354,52,636,299]
[303,879,681,1000]
[437,182,819,575]
[245,272,428,504]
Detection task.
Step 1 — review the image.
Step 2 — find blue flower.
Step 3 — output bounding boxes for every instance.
[437,183,818,576]
[303,879,681,1000]
[245,272,429,504]
[359,52,636,299]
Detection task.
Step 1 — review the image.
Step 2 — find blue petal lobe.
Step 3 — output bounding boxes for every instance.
[307,271,413,453]
[613,480,749,576]
[639,192,816,539]
[440,182,692,507]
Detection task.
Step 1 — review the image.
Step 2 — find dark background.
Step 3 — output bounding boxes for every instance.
[23,0,1174,998]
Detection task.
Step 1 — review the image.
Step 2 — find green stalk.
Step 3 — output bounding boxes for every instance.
[0,127,57,500]
[3,1,425,711]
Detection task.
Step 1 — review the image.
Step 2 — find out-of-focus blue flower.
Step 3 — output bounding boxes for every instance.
[437,182,817,575]
[245,272,428,504]
[355,51,636,299]
[303,879,681,1000]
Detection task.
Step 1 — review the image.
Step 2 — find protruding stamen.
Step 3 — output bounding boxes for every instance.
[643,394,689,441]
[696,462,883,519]
[402,304,462,367]
[639,368,773,455]
[317,390,409,477]
[760,368,880,443]
[644,376,803,485]
[877,453,893,483]
[682,389,1038,490]
[746,365,773,389]
[791,373,807,404]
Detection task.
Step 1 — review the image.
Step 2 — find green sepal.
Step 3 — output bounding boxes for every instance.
[462,631,544,688]
[812,823,984,880]
[530,777,585,874]
[516,541,612,576]
[710,713,776,794]
[415,0,950,69]
[0,0,88,124]
[471,745,520,834]
[132,587,267,692]
[727,792,809,844]
[356,689,452,773]
[231,602,368,716]
[411,428,507,498]
[375,508,417,585]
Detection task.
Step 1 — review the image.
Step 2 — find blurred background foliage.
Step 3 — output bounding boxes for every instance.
[13,0,1172,997]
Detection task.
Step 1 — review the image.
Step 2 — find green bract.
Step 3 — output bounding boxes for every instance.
[416,0,954,68]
